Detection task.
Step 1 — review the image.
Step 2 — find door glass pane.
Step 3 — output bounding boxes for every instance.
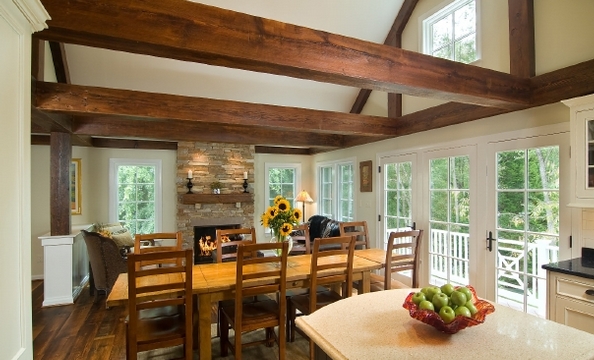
[429,155,470,287]
[495,146,559,318]
[384,161,413,247]
[587,119,594,187]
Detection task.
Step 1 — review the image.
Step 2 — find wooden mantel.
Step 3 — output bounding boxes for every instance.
[182,193,253,204]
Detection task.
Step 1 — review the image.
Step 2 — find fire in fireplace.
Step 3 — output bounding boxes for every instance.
[193,224,240,264]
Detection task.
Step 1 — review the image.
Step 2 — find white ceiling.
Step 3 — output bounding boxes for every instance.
[63,0,404,114]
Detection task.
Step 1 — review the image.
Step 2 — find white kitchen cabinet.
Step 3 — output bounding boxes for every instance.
[547,271,594,334]
[563,94,594,207]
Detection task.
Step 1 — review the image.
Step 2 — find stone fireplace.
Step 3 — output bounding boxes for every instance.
[176,142,255,254]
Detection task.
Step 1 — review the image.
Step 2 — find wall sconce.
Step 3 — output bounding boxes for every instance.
[295,190,314,222]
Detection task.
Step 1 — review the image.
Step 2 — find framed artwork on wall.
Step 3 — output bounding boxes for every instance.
[359,160,372,192]
[71,158,82,215]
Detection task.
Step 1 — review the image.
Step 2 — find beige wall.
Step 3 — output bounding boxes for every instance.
[30,146,177,279]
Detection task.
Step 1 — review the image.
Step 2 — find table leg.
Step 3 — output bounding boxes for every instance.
[198,293,213,359]
[360,271,370,294]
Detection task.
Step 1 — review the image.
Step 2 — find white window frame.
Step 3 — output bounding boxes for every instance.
[317,158,356,221]
[421,0,481,64]
[109,158,163,233]
[264,163,302,230]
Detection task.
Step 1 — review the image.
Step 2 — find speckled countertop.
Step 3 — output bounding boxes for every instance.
[295,289,594,360]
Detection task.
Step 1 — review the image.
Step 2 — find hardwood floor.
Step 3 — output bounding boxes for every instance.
[32,281,216,360]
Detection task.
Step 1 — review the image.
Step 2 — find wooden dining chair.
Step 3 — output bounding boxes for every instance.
[219,241,289,360]
[288,235,356,359]
[133,232,184,270]
[339,221,370,249]
[370,229,423,291]
[126,248,193,360]
[288,223,311,255]
[215,227,257,263]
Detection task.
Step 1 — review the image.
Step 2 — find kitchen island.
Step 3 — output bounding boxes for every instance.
[295,289,594,360]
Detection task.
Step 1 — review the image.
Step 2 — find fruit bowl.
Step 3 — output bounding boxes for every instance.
[402,285,495,334]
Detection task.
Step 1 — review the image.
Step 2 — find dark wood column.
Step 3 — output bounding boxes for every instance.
[50,132,71,235]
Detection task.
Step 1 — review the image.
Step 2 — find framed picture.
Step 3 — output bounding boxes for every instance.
[359,160,372,192]
[71,158,82,215]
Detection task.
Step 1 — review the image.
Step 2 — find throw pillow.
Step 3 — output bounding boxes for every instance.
[110,228,134,248]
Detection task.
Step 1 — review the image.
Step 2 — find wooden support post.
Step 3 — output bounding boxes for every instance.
[50,132,71,235]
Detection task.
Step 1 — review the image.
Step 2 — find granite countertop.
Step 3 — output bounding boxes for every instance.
[542,257,594,280]
[542,247,594,280]
[296,289,594,360]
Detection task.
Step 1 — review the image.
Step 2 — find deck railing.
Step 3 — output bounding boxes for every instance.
[386,228,558,318]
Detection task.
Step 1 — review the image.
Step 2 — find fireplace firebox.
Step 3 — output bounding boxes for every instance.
[193,224,241,264]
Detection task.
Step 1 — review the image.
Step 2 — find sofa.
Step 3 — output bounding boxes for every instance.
[305,215,342,251]
[81,223,134,296]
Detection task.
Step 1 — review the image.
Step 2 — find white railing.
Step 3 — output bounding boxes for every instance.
[419,229,557,318]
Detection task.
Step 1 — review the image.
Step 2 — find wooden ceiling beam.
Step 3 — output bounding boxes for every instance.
[508,0,535,78]
[34,81,400,137]
[72,117,344,149]
[36,0,530,109]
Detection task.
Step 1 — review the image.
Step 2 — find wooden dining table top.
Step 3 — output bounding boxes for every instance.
[106,250,385,308]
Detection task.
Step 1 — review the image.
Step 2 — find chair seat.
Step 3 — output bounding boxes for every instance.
[290,289,343,314]
[221,299,280,328]
[369,273,410,292]
[134,306,186,344]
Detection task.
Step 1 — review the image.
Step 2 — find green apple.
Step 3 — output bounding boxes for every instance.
[450,290,467,306]
[424,286,441,301]
[411,292,426,305]
[454,305,472,318]
[418,300,435,312]
[465,300,478,316]
[439,306,456,323]
[432,292,449,311]
[440,283,455,296]
[457,286,473,302]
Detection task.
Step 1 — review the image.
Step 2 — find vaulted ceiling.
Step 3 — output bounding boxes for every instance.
[31,0,594,154]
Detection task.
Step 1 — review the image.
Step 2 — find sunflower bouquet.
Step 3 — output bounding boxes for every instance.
[260,195,302,243]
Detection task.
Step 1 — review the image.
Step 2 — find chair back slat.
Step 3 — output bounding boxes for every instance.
[309,236,355,311]
[216,227,257,263]
[133,232,184,270]
[384,230,423,289]
[339,221,370,249]
[290,223,311,255]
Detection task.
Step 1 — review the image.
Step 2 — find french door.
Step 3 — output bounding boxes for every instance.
[485,132,571,318]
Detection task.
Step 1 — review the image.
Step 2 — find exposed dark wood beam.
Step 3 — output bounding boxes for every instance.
[31,38,44,81]
[34,81,401,137]
[255,146,312,155]
[72,117,344,150]
[531,59,594,106]
[48,41,71,84]
[37,0,530,109]
[91,138,177,150]
[351,0,417,115]
[508,0,535,78]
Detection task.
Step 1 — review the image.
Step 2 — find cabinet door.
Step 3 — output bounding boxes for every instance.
[574,108,594,199]
[555,296,594,335]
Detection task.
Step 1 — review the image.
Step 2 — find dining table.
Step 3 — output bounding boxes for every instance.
[295,288,594,360]
[106,249,386,359]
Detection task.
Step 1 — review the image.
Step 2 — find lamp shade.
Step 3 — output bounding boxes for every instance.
[295,190,313,203]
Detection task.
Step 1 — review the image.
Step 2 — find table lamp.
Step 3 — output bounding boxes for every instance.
[295,190,314,223]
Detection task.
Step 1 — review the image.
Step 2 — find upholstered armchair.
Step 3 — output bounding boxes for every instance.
[82,230,127,296]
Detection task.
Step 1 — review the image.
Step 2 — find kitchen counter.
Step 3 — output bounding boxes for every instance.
[542,257,594,280]
[295,289,594,360]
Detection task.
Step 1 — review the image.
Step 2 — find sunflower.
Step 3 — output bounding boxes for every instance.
[279,223,293,236]
[260,195,301,242]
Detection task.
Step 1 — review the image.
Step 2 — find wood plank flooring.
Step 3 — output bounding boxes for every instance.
[32,281,217,360]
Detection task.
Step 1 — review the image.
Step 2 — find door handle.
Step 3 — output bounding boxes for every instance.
[486,231,497,252]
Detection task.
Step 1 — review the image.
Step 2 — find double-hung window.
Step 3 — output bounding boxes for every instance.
[265,162,301,208]
[422,0,479,64]
[109,159,162,236]
[318,160,355,221]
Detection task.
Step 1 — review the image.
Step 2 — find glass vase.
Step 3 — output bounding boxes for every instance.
[270,230,293,257]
